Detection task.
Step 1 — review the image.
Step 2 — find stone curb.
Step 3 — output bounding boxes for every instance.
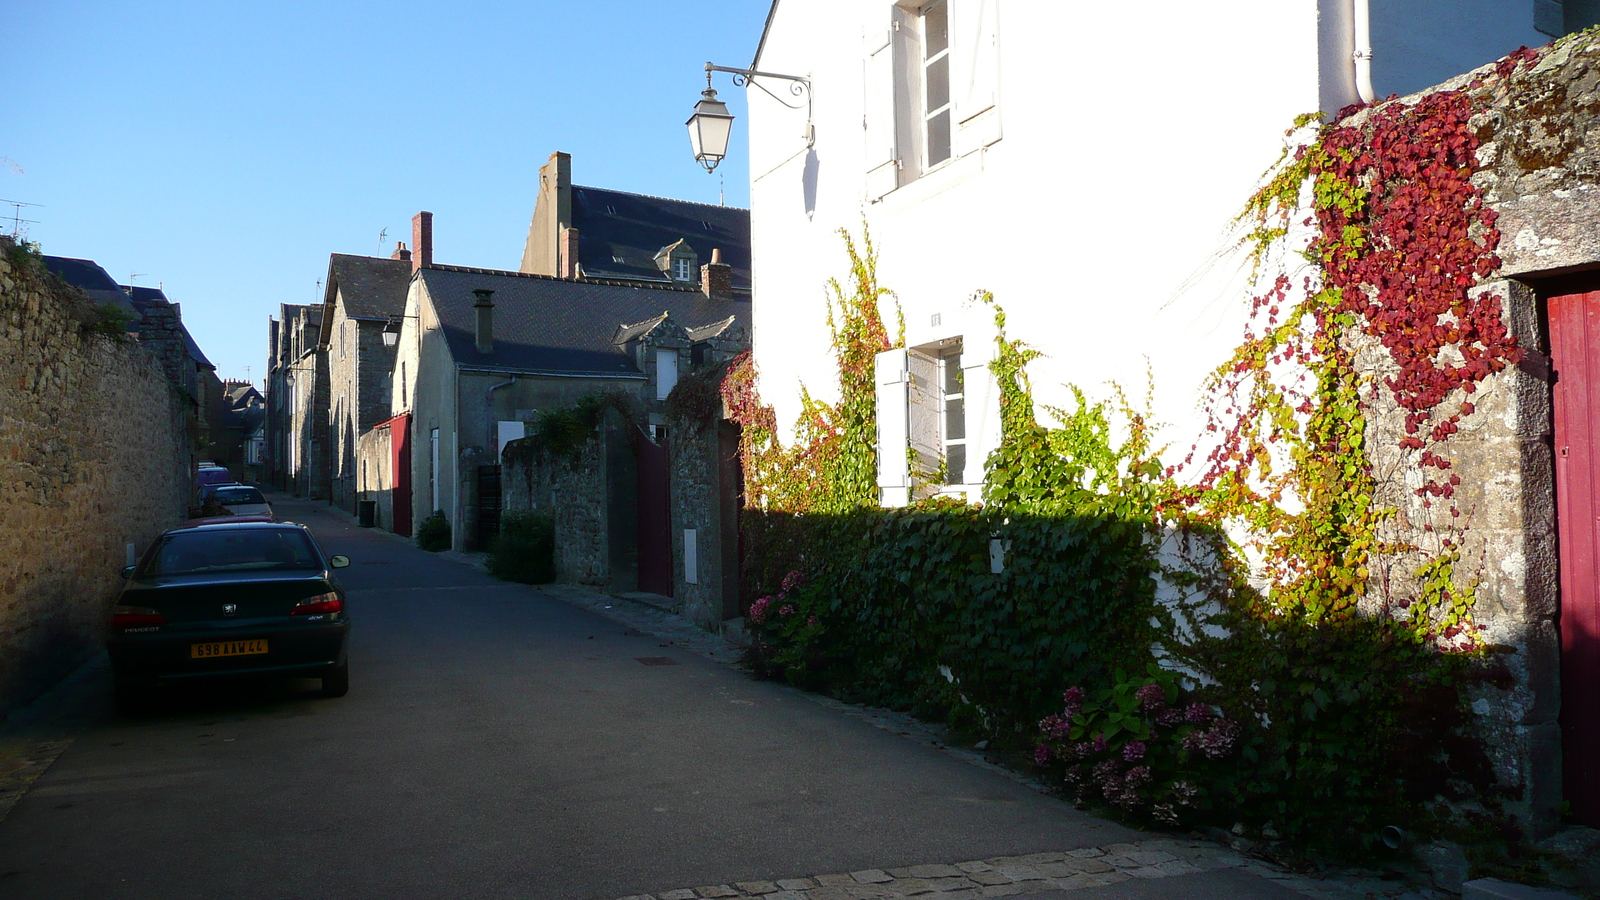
[601,838,1445,900]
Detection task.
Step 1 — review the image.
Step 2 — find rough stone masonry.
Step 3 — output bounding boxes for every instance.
[0,239,188,719]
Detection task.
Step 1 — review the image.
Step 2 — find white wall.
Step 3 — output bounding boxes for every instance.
[745,0,1547,491]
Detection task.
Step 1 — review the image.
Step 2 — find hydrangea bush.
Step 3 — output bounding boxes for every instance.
[1035,668,1239,826]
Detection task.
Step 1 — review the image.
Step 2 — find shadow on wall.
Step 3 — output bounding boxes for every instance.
[803,148,820,220]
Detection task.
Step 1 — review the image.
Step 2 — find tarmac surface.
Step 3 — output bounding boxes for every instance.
[0,495,1371,900]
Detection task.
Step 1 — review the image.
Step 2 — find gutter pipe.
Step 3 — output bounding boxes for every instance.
[1353,0,1376,104]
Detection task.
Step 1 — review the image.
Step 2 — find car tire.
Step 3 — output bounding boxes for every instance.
[320,660,349,698]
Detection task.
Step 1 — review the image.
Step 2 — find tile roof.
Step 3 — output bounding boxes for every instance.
[570,186,751,289]
[326,254,412,320]
[419,265,750,376]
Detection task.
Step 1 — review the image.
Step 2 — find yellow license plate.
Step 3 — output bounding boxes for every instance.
[190,639,268,659]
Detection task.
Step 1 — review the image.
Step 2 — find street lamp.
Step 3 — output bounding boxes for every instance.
[381,317,399,348]
[689,61,812,173]
[687,82,735,173]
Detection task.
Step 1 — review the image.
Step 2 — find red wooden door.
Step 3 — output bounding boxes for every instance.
[634,428,672,597]
[1552,290,1600,826]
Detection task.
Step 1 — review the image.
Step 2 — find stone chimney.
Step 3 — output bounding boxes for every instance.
[558,226,580,279]
[412,211,433,273]
[391,241,411,262]
[473,289,495,354]
[701,248,733,300]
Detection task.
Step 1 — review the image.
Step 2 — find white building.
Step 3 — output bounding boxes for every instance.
[740,0,1561,504]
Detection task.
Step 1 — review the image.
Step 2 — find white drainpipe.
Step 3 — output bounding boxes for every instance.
[1353,0,1377,104]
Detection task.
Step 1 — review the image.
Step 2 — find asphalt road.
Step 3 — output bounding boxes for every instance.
[0,496,1304,900]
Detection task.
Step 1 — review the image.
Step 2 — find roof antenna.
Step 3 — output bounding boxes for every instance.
[0,198,41,237]
[378,227,388,257]
[719,172,725,207]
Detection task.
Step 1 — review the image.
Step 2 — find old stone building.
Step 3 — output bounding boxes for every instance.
[265,302,326,497]
[319,250,410,516]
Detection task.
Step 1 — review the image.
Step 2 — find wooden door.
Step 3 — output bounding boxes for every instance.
[1552,289,1600,826]
[634,428,672,597]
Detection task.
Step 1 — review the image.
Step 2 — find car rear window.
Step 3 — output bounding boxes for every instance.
[142,530,320,575]
[213,487,265,505]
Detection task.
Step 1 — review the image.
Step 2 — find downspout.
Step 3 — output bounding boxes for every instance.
[1353,0,1376,104]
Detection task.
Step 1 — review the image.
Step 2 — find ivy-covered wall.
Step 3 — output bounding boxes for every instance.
[723,32,1600,864]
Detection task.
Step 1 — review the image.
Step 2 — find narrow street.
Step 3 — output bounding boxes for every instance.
[0,496,1309,900]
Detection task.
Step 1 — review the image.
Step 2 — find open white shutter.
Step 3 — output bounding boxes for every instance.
[907,349,940,494]
[875,348,909,506]
[952,0,1001,156]
[863,24,900,200]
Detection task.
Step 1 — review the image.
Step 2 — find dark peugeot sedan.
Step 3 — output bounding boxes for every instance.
[109,522,351,707]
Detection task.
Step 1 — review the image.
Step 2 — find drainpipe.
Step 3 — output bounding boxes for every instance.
[1353,0,1376,104]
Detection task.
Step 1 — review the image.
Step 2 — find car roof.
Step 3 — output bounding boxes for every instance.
[165,521,308,536]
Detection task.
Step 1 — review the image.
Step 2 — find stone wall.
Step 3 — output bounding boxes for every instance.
[668,412,741,631]
[501,420,612,586]
[0,242,187,718]
[329,308,397,514]
[356,422,392,531]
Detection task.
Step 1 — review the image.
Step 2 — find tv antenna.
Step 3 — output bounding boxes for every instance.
[0,198,42,237]
[378,227,388,257]
[128,272,148,287]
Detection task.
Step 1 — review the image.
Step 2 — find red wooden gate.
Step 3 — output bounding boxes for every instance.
[634,428,672,597]
[1551,290,1600,826]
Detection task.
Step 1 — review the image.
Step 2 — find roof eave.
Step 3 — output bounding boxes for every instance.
[752,0,781,69]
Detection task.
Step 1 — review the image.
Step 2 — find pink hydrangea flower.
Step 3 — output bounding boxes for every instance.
[1034,743,1053,766]
[1135,684,1164,711]
[1122,740,1146,762]
[748,597,772,624]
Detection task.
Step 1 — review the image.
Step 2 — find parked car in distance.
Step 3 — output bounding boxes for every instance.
[179,513,275,528]
[211,485,273,519]
[108,522,351,708]
[197,466,232,490]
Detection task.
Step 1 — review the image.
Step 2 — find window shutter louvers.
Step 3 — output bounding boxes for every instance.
[875,348,910,506]
[906,349,941,493]
[863,24,900,200]
[951,0,1001,156]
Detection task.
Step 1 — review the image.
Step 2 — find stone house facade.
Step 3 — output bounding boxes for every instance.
[265,302,326,497]
[319,251,410,514]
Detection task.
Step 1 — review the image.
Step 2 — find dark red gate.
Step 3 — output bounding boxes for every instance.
[1551,289,1600,826]
[634,428,672,597]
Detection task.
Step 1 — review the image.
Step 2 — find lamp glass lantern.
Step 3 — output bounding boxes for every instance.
[381,318,399,348]
[687,86,734,173]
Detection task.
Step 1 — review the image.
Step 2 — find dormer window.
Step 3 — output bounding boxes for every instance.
[653,238,698,282]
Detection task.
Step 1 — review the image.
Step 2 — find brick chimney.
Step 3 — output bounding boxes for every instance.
[473,289,495,354]
[701,248,732,300]
[411,211,433,273]
[558,226,580,279]
[391,241,411,262]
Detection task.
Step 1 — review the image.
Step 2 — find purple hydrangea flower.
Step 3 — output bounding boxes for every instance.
[1122,740,1146,762]
[1034,743,1053,766]
[1135,684,1165,711]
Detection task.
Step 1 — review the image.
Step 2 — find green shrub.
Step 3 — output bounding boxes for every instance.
[415,511,451,552]
[487,512,555,583]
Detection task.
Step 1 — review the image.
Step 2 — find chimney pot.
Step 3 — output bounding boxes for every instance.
[411,211,433,273]
[559,226,580,279]
[700,249,733,301]
[473,289,495,354]
[391,241,411,262]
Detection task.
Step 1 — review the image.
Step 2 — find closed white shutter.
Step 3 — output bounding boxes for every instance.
[907,349,940,492]
[952,0,1001,156]
[875,348,909,506]
[863,24,900,200]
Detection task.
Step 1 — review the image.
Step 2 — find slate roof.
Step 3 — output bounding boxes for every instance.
[420,265,750,376]
[325,254,412,320]
[570,186,751,290]
[42,256,141,323]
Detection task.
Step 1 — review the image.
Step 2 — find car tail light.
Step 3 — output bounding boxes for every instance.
[291,592,342,615]
[112,605,166,627]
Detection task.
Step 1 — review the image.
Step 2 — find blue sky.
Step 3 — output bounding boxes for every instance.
[1,0,771,384]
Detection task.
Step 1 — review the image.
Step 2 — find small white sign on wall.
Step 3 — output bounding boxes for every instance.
[684,528,698,585]
[497,420,526,459]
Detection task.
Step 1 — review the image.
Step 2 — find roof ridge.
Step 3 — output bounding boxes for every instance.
[422,263,705,292]
[573,184,750,214]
